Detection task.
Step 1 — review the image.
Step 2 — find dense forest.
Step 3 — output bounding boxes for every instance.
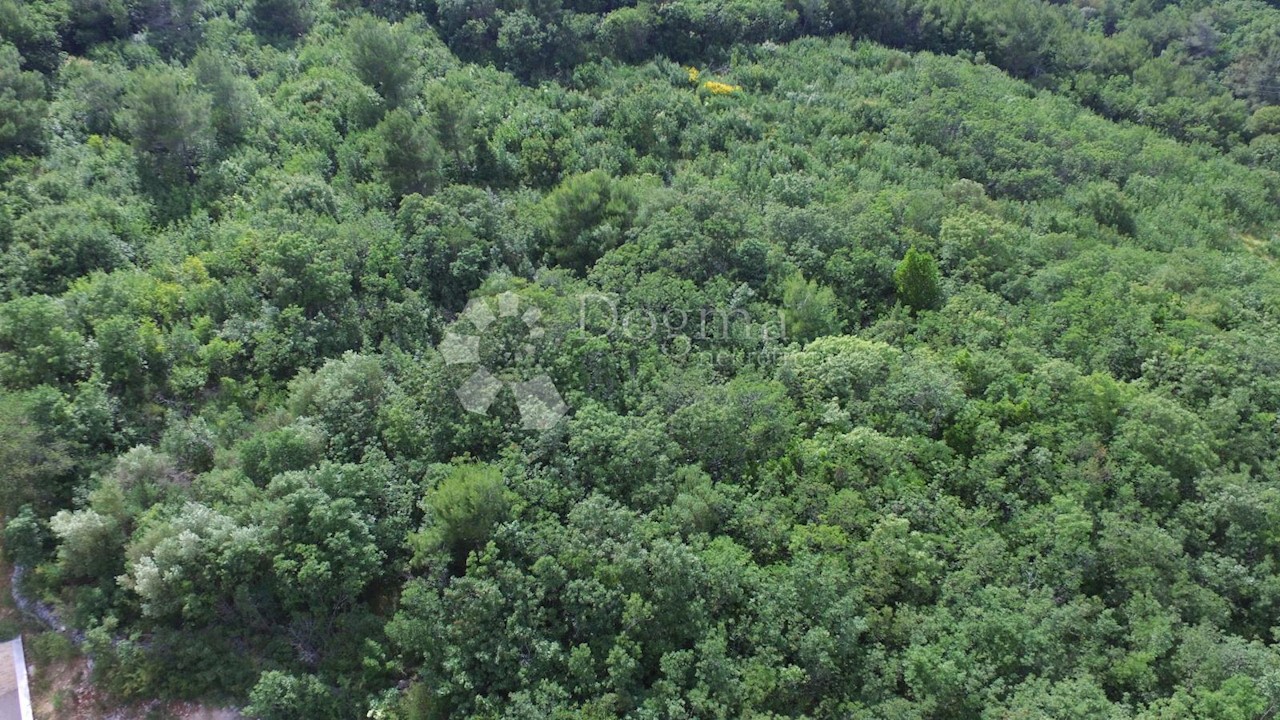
[4,0,1280,717]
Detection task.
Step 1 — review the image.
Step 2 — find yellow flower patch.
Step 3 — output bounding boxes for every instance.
[702,81,742,95]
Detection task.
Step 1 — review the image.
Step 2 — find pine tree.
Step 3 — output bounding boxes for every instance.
[894,247,942,314]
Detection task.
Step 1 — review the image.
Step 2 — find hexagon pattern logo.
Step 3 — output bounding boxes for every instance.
[439,291,568,430]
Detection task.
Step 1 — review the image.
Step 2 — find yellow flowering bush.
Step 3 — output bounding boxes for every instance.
[688,67,742,96]
[702,81,742,95]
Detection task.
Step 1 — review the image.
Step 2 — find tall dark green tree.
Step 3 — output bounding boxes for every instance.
[247,0,314,43]
[540,170,637,274]
[347,16,416,110]
[0,42,46,155]
[894,247,943,313]
[192,50,257,148]
[118,67,215,217]
[374,108,444,199]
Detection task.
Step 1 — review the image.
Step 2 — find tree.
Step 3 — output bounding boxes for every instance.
[247,0,314,43]
[935,210,1016,284]
[540,170,638,274]
[0,0,62,75]
[1079,182,1136,236]
[3,201,137,295]
[781,271,841,343]
[287,352,387,461]
[55,57,127,137]
[192,50,258,148]
[246,671,339,720]
[566,403,675,500]
[0,42,46,155]
[374,109,444,199]
[1228,38,1280,108]
[597,6,653,62]
[109,445,183,510]
[121,502,251,622]
[668,378,798,481]
[49,507,124,583]
[893,247,942,313]
[1247,106,1280,137]
[118,67,216,216]
[496,10,552,80]
[63,0,131,53]
[0,389,79,516]
[424,84,478,177]
[263,485,383,612]
[128,0,207,58]
[93,315,167,398]
[3,505,46,567]
[239,422,327,486]
[159,415,216,474]
[347,16,416,109]
[392,186,511,309]
[411,463,514,573]
[0,296,86,388]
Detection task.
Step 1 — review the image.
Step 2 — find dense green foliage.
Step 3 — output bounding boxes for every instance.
[3,0,1280,718]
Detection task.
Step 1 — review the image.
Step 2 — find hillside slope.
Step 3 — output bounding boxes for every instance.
[2,3,1280,718]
